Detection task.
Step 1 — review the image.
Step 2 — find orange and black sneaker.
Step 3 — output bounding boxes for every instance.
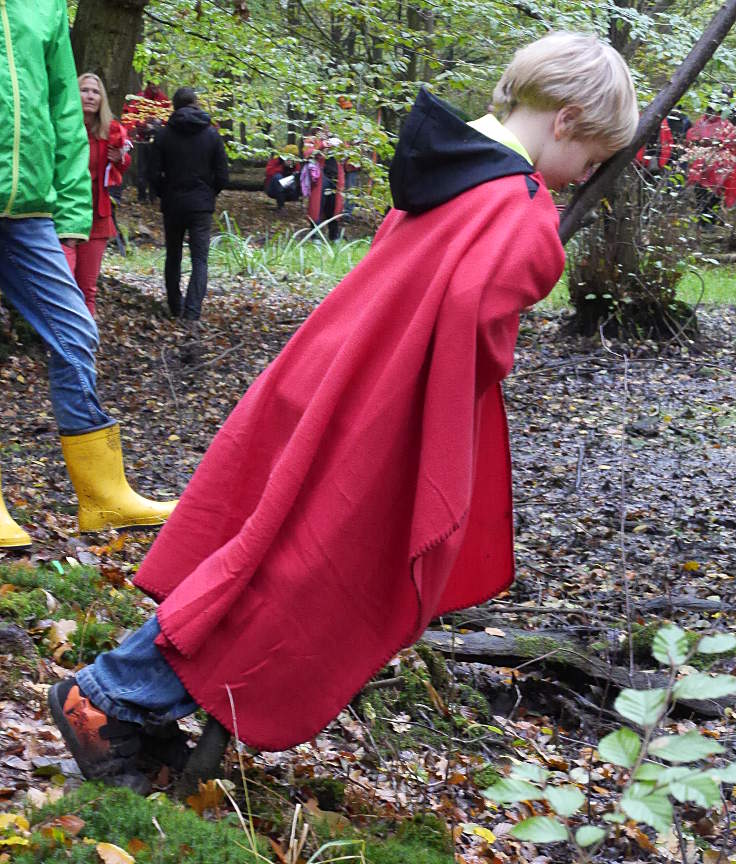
[48,677,150,794]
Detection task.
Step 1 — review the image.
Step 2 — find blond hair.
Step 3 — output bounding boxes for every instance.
[78,73,114,139]
[493,32,638,151]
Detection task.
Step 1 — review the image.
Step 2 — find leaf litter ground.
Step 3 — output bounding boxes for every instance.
[0,194,734,862]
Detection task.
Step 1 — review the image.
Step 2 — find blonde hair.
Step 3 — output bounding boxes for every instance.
[493,32,638,151]
[78,73,114,139]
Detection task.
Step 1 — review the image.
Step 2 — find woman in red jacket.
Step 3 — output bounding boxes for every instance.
[62,74,131,317]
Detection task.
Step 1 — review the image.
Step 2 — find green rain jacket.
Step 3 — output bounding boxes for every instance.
[0,0,91,239]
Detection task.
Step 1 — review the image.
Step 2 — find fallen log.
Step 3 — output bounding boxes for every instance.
[224,178,266,192]
[421,627,731,719]
[637,596,735,614]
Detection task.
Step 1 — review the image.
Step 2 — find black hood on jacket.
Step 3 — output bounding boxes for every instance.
[167,105,212,135]
[389,88,536,214]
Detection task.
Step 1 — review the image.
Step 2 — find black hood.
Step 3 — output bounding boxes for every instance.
[168,105,212,134]
[389,88,536,213]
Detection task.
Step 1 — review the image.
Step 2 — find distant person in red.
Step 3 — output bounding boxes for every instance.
[336,96,361,223]
[264,145,301,210]
[122,83,171,203]
[61,74,131,317]
[301,129,345,240]
[635,118,673,174]
[686,104,736,222]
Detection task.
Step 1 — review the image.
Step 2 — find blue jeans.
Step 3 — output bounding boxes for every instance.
[0,217,111,434]
[77,617,198,726]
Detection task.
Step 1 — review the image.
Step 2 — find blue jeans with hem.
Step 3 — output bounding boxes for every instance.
[77,616,198,727]
[0,217,111,433]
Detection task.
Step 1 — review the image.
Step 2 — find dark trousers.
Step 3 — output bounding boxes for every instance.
[163,210,212,320]
[136,143,156,202]
[321,174,339,241]
[266,173,300,209]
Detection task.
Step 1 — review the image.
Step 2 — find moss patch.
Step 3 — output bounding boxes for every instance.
[354,647,492,756]
[11,786,455,864]
[625,622,734,669]
[14,783,273,863]
[365,836,453,864]
[471,763,501,790]
[294,776,345,811]
[310,812,453,864]
[365,813,453,863]
[0,561,148,665]
[414,643,450,691]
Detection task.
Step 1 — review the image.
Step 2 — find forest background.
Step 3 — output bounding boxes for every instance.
[68,0,736,331]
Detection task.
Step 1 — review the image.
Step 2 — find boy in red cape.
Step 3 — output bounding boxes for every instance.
[49,32,637,793]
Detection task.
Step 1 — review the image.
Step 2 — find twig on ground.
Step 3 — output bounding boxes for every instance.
[600,329,635,676]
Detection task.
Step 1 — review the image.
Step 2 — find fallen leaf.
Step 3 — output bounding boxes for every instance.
[682,561,700,571]
[0,837,29,847]
[185,779,224,816]
[302,798,350,834]
[96,841,135,863]
[461,822,497,843]
[47,619,77,649]
[55,814,86,836]
[0,814,28,832]
[424,680,449,715]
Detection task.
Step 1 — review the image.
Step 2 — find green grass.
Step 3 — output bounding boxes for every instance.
[107,243,165,273]
[106,227,736,310]
[105,217,372,300]
[677,265,736,305]
[209,214,371,296]
[542,265,736,309]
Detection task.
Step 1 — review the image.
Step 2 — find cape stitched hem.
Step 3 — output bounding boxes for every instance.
[155,568,514,752]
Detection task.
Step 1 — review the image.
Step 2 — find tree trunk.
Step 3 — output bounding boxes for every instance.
[71,0,151,116]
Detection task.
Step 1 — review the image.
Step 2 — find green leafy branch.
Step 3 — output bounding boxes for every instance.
[483,625,736,862]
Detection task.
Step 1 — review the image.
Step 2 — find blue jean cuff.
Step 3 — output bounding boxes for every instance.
[58,418,117,437]
[76,666,147,726]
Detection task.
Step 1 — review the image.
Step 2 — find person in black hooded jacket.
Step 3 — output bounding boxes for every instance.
[149,87,228,325]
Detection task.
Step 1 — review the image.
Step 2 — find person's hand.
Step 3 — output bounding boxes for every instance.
[60,238,79,248]
[108,147,123,163]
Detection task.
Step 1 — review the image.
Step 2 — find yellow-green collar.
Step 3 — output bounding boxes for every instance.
[467,114,533,166]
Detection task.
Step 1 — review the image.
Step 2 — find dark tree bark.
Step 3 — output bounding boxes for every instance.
[71,0,151,116]
[560,0,736,244]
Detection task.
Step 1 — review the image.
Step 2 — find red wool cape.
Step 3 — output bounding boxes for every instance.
[134,174,565,750]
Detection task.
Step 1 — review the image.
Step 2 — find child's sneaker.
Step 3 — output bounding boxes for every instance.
[48,677,150,794]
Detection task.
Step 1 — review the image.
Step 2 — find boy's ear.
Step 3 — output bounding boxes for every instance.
[553,105,583,139]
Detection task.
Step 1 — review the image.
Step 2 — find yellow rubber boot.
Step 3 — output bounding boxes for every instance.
[60,424,178,533]
[0,468,32,548]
